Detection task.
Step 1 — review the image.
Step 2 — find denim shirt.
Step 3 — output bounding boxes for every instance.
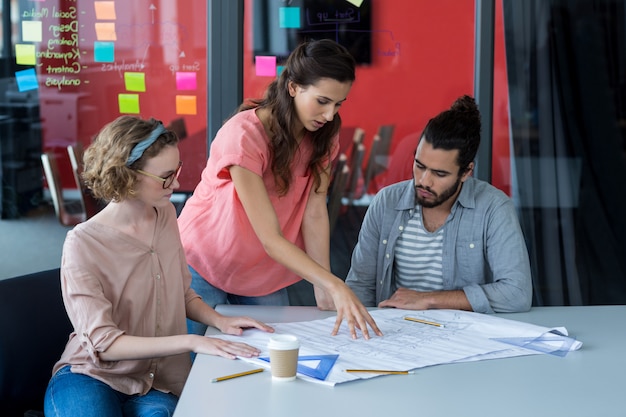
[345,178,533,313]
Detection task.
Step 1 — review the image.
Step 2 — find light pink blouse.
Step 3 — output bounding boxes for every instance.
[178,109,338,296]
[53,204,199,396]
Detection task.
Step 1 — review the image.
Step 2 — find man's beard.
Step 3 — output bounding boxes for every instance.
[415,176,462,208]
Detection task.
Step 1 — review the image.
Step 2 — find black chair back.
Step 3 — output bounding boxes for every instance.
[0,269,72,417]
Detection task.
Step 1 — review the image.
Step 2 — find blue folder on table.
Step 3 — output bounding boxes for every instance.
[259,354,339,380]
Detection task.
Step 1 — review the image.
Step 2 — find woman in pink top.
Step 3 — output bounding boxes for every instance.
[178,39,382,340]
[44,116,273,417]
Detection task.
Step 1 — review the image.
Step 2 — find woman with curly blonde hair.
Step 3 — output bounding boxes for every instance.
[44,116,272,417]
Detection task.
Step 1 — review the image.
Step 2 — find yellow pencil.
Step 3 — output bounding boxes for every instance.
[404,316,445,328]
[345,369,414,374]
[211,368,264,383]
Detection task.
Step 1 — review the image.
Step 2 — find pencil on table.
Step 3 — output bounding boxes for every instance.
[345,369,414,374]
[211,368,264,383]
[404,316,445,328]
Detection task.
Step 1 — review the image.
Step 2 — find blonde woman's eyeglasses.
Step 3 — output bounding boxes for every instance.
[136,161,183,189]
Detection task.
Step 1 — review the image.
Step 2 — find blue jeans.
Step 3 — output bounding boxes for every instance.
[187,265,289,336]
[44,366,178,417]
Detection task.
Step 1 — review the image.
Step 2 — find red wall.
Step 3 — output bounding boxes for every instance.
[243,0,512,195]
[492,0,511,195]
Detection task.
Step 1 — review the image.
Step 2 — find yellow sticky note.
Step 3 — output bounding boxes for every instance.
[119,94,140,114]
[94,1,116,20]
[95,22,117,41]
[176,95,197,115]
[124,72,146,92]
[22,21,43,42]
[345,0,364,6]
[15,44,37,65]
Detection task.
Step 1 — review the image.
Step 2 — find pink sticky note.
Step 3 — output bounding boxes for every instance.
[255,56,277,77]
[176,72,197,90]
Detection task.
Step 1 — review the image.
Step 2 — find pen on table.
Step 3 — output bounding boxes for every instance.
[211,368,264,383]
[404,316,445,328]
[345,369,414,375]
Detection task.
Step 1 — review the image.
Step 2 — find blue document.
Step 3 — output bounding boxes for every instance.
[260,354,339,380]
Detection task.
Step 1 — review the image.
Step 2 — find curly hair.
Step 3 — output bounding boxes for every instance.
[238,39,356,195]
[420,95,482,175]
[82,116,179,202]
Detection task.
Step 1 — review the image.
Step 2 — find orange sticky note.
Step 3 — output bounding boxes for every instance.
[95,22,117,41]
[94,1,116,20]
[176,95,197,115]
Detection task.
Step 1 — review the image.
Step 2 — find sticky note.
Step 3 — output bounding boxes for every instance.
[346,0,364,6]
[176,72,197,90]
[124,72,146,92]
[277,66,285,77]
[279,7,301,28]
[119,94,140,114]
[255,56,277,77]
[22,21,42,42]
[15,68,38,92]
[94,1,116,20]
[95,22,117,41]
[176,95,197,115]
[94,41,115,62]
[15,44,36,65]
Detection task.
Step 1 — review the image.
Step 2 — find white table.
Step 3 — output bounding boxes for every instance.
[174,305,626,417]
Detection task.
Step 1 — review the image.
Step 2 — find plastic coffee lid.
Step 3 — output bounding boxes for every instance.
[268,334,300,350]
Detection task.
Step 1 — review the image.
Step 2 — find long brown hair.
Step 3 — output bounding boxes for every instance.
[239,39,356,195]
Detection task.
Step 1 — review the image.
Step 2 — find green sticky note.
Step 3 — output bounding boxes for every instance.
[15,44,36,65]
[124,72,146,92]
[119,94,140,114]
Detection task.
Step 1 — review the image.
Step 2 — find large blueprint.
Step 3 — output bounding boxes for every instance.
[212,308,582,386]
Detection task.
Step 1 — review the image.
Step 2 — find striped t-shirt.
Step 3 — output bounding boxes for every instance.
[393,205,444,292]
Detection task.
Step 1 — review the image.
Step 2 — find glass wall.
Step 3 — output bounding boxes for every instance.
[5,0,624,306]
[1,0,208,219]
[504,0,626,305]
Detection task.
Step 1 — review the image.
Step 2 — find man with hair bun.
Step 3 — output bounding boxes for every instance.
[346,95,533,313]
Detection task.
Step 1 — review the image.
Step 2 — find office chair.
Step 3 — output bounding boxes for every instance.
[327,154,350,235]
[337,126,365,157]
[41,152,86,226]
[363,124,395,194]
[384,131,420,184]
[0,268,72,417]
[346,143,366,204]
[67,144,105,218]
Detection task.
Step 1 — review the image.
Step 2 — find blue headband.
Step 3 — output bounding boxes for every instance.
[126,123,166,166]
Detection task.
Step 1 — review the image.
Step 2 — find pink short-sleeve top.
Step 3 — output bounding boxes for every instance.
[178,109,338,296]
